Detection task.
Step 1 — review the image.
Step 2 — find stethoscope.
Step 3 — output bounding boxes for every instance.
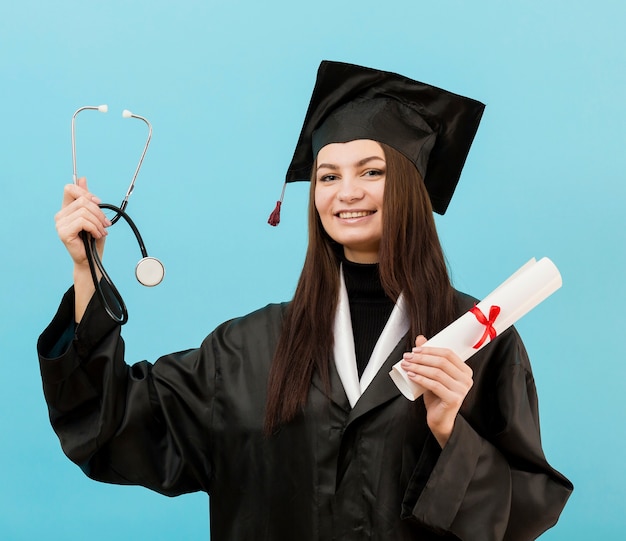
[72,105,165,324]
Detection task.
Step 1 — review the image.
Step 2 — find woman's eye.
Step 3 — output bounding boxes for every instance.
[364,169,384,177]
[319,174,337,182]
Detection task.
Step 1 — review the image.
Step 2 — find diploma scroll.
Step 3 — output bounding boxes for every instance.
[389,257,562,400]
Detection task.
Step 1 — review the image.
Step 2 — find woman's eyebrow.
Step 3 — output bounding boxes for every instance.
[316,162,339,171]
[317,156,385,171]
[357,156,385,167]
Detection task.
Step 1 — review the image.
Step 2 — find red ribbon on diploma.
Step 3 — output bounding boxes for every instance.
[469,304,501,349]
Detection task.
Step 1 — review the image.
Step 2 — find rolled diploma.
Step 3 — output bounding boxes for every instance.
[389,257,562,400]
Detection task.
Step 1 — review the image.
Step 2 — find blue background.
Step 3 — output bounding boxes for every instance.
[1,0,624,539]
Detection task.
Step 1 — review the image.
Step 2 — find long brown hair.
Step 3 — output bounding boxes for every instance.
[264,142,457,433]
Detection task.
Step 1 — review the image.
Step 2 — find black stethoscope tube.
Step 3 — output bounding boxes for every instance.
[83,203,151,324]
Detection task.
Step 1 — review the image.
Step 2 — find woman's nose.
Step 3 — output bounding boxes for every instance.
[337,177,364,202]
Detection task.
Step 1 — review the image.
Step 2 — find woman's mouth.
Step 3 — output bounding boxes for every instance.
[337,211,375,219]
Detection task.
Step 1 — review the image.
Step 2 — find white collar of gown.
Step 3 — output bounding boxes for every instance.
[333,265,410,408]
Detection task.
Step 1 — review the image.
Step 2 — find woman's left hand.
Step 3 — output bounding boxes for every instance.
[400,336,473,448]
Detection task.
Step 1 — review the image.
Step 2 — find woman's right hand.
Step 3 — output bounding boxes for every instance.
[55,177,111,322]
[55,177,110,267]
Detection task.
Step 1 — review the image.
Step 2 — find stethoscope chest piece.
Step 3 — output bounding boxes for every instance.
[136,256,165,287]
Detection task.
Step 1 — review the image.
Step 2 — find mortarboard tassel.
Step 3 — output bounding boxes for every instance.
[267,182,287,226]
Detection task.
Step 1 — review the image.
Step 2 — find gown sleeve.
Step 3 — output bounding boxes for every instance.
[401,327,573,541]
[37,287,215,496]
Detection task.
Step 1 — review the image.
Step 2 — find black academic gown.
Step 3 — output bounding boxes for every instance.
[38,287,572,541]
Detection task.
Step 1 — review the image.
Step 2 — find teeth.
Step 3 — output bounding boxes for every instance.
[338,211,373,219]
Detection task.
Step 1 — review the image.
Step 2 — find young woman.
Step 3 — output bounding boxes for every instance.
[39,61,572,540]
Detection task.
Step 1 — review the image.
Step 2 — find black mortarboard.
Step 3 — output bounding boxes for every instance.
[268,60,484,225]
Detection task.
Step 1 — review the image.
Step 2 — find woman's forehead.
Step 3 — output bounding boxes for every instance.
[316,139,385,165]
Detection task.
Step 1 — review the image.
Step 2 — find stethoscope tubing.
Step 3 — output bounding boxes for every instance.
[82,203,151,324]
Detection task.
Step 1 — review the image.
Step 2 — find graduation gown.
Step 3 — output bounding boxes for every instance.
[37,286,572,540]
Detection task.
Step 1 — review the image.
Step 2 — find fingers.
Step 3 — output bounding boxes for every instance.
[61,178,100,208]
[408,337,469,373]
[403,353,472,399]
[56,205,109,241]
[401,341,473,402]
[402,336,474,448]
[57,181,110,236]
[55,179,110,264]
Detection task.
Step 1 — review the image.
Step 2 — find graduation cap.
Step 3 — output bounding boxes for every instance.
[268,60,485,225]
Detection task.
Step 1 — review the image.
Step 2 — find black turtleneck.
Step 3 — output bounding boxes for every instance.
[341,259,395,378]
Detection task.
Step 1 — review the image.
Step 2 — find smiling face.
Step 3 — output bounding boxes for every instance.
[314,139,386,263]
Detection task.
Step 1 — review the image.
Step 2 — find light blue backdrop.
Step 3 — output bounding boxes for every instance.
[1,0,624,539]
